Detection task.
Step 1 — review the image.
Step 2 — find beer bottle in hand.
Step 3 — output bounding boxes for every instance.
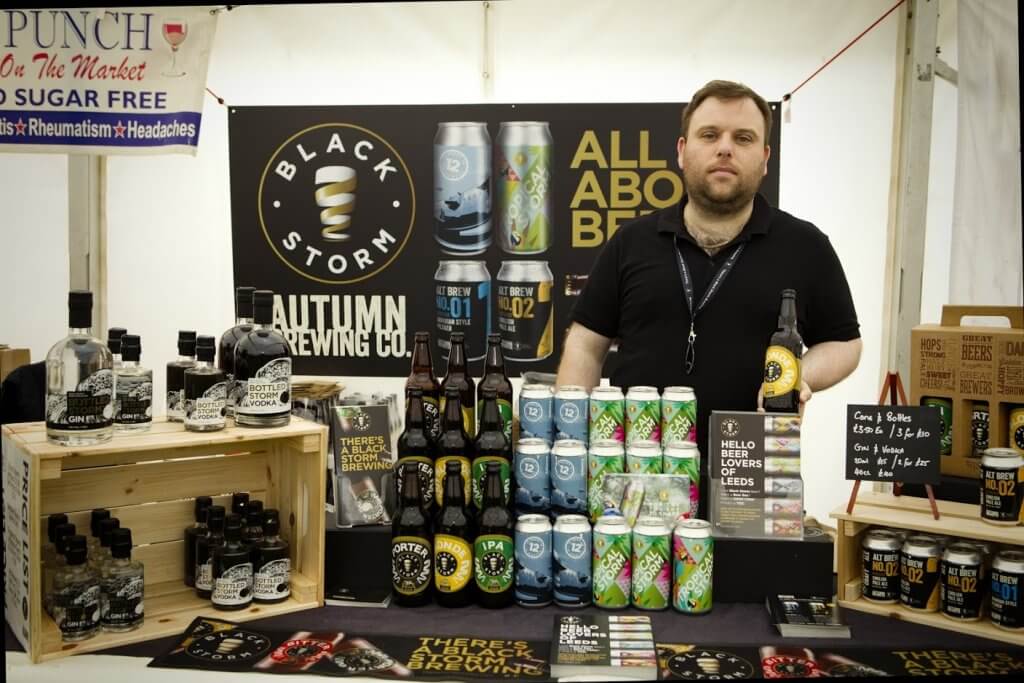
[475,461,514,608]
[434,460,476,607]
[392,462,433,607]
[478,333,514,442]
[435,385,474,509]
[397,388,437,515]
[442,332,476,435]
[407,332,441,440]
[763,289,803,413]
[472,388,512,509]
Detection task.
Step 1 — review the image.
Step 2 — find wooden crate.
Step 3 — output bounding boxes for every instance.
[831,490,1024,646]
[2,416,327,663]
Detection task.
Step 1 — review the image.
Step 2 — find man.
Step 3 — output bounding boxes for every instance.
[557,80,861,512]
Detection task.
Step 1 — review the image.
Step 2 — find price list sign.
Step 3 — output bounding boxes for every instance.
[845,405,942,484]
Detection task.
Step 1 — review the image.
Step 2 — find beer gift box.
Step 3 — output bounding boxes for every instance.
[910,305,1024,479]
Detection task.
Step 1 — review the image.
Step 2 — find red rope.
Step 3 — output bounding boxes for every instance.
[205,87,226,106]
[784,0,906,101]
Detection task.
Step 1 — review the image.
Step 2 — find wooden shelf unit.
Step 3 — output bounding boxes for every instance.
[831,490,1024,646]
[2,417,327,663]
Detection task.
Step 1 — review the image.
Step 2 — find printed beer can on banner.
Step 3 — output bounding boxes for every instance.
[990,549,1024,631]
[626,440,662,475]
[861,529,901,603]
[673,519,713,614]
[495,121,552,255]
[434,122,492,255]
[1011,406,1024,455]
[497,261,554,361]
[519,383,554,443]
[551,439,588,516]
[590,386,625,443]
[593,516,632,609]
[588,440,626,522]
[555,385,589,443]
[663,441,700,517]
[661,386,697,444]
[980,448,1024,526]
[971,401,990,458]
[899,535,942,612]
[514,438,551,515]
[553,515,592,608]
[940,542,984,621]
[514,514,553,607]
[631,516,671,611]
[625,386,661,444]
[922,397,953,456]
[434,261,491,362]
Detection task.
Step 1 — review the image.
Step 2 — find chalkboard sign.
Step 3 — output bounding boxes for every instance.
[845,405,942,484]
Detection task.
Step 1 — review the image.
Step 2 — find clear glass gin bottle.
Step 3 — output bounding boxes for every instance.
[52,535,101,641]
[184,335,227,432]
[114,334,153,432]
[101,528,144,632]
[46,290,114,446]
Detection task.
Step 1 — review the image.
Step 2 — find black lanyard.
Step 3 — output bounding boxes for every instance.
[674,234,746,374]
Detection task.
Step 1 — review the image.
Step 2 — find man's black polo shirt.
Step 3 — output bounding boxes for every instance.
[571,193,860,458]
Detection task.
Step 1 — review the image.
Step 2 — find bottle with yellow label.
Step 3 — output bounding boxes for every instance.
[435,385,474,508]
[763,289,803,414]
[434,460,476,607]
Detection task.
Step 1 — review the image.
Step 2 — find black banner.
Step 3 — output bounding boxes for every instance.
[229,103,781,377]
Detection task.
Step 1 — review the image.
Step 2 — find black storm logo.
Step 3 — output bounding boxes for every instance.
[259,123,416,284]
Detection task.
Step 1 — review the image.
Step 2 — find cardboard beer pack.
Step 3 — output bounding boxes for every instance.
[910,305,1024,478]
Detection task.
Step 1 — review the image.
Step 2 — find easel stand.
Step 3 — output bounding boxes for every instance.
[846,371,940,519]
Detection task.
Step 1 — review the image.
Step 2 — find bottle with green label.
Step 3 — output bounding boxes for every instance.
[478,333,514,440]
[397,388,437,516]
[475,461,514,608]
[442,332,476,436]
[763,289,803,414]
[392,461,433,607]
[435,385,474,509]
[472,388,512,509]
[434,460,476,607]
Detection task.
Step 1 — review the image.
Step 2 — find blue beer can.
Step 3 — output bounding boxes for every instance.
[554,385,590,443]
[550,439,588,515]
[514,438,551,515]
[519,383,554,443]
[515,514,553,607]
[553,514,592,607]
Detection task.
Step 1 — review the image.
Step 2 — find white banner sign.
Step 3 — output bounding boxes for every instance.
[0,7,218,155]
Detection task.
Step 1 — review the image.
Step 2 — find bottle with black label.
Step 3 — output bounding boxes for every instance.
[184,496,212,588]
[101,528,144,632]
[242,499,265,548]
[220,286,256,417]
[52,535,100,641]
[107,327,127,370]
[235,290,292,428]
[45,290,114,446]
[475,461,514,608]
[435,385,474,510]
[212,513,254,610]
[184,335,227,432]
[397,388,438,516]
[166,330,197,422]
[434,460,476,607]
[442,332,476,435]
[253,508,290,604]
[392,461,433,607]
[114,334,153,432]
[407,331,441,441]
[195,505,225,599]
[472,387,512,509]
[763,289,803,414]
[478,333,514,442]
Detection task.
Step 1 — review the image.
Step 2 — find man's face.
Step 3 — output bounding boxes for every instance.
[677,96,771,216]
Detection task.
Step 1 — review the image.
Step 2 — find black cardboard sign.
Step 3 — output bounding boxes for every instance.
[845,405,942,484]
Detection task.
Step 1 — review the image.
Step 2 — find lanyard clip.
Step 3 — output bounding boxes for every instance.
[687,323,696,344]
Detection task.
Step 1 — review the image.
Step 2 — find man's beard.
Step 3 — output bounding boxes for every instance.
[682,164,762,216]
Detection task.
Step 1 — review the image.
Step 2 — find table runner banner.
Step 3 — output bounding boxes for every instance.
[228,103,782,377]
[0,7,218,154]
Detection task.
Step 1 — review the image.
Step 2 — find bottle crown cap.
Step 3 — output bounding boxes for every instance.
[450,332,465,342]
[414,331,430,341]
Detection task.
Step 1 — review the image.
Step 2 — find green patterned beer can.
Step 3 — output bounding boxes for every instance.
[589,386,625,443]
[673,519,713,614]
[663,441,700,516]
[626,440,662,475]
[661,386,697,444]
[626,386,661,444]
[631,516,671,610]
[588,439,625,522]
[922,396,952,455]
[496,122,552,255]
[593,516,632,609]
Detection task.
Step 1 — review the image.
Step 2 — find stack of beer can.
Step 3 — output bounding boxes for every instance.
[861,527,1022,631]
[512,383,715,614]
